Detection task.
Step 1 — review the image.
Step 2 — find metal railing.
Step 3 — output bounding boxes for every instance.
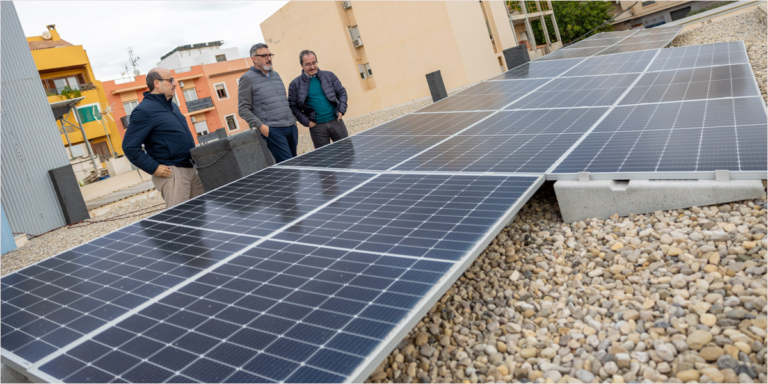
[121,116,130,131]
[186,97,214,112]
[507,1,543,15]
[44,82,97,96]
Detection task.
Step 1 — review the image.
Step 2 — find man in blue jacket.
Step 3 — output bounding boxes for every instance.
[122,68,203,208]
[288,50,349,149]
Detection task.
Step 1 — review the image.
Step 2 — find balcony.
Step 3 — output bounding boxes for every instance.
[121,116,130,131]
[508,0,554,19]
[44,82,97,97]
[186,97,214,113]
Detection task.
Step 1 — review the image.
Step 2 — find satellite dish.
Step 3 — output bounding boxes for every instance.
[42,31,52,40]
[133,69,140,76]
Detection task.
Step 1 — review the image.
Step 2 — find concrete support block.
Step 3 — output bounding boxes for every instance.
[554,179,766,223]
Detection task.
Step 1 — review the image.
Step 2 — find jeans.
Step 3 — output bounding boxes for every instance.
[263,125,298,163]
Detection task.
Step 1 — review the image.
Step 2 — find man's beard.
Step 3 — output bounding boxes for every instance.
[263,64,273,71]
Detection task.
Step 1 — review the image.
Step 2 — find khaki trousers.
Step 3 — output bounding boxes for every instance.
[152,166,205,208]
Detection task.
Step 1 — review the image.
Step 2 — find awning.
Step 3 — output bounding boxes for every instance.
[49,96,86,120]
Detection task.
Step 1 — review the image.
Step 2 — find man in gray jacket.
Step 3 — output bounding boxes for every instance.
[238,43,298,163]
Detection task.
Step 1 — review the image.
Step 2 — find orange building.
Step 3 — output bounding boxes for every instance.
[103,58,256,143]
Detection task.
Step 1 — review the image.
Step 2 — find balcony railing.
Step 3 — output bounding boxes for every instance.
[44,82,97,96]
[121,116,130,131]
[186,97,214,112]
[507,1,547,15]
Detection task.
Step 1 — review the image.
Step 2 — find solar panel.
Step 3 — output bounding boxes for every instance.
[487,58,583,80]
[393,108,607,173]
[562,50,658,76]
[147,168,376,236]
[1,222,259,364]
[355,111,492,136]
[535,46,606,61]
[504,73,640,109]
[647,41,749,72]
[417,79,548,112]
[596,41,670,56]
[29,174,543,383]
[550,97,768,177]
[620,63,760,105]
[563,36,627,49]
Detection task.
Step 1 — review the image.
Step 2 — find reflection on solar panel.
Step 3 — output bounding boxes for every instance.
[29,174,543,383]
[551,97,768,176]
[3,18,765,384]
[620,64,759,105]
[487,58,582,80]
[647,41,749,71]
[279,135,449,170]
[563,50,658,76]
[356,112,492,136]
[505,74,639,109]
[148,168,375,236]
[394,109,607,173]
[1,222,257,364]
[418,79,548,111]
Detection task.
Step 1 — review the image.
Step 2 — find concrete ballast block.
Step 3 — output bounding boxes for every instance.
[554,179,766,223]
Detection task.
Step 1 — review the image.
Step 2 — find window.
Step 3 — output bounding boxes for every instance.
[123,100,139,115]
[225,115,239,132]
[214,83,228,99]
[183,88,198,101]
[76,104,101,124]
[642,1,656,6]
[358,63,373,79]
[215,54,227,62]
[42,74,86,95]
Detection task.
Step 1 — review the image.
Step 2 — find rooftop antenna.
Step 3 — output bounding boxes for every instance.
[128,47,140,76]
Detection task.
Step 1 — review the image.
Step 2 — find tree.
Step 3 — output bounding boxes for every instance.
[528,1,615,45]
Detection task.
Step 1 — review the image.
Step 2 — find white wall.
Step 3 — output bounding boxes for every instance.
[157,46,240,69]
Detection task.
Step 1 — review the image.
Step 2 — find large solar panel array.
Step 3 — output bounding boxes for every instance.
[3,25,767,383]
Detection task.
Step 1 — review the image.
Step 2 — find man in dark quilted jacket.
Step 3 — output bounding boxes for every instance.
[288,50,349,149]
[237,43,298,163]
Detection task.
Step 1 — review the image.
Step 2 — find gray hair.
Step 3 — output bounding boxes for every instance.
[250,43,269,57]
[299,50,317,65]
[146,69,162,92]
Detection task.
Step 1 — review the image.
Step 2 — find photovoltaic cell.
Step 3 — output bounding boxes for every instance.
[418,79,548,112]
[147,168,374,236]
[620,64,760,105]
[274,174,538,260]
[488,58,583,80]
[596,41,669,56]
[504,74,639,109]
[563,36,627,49]
[37,174,540,383]
[562,50,658,77]
[279,135,449,170]
[552,97,768,175]
[393,108,607,173]
[647,41,748,72]
[356,112,492,136]
[1,222,257,364]
[534,46,607,61]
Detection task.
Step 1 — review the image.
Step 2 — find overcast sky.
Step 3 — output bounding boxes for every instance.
[15,1,288,81]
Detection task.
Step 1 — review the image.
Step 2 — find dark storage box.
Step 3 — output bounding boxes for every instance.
[190,130,275,192]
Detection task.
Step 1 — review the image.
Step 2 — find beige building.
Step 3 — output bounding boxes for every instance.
[261,1,560,119]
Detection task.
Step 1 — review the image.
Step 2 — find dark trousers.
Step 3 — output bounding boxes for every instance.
[309,119,349,149]
[263,125,298,163]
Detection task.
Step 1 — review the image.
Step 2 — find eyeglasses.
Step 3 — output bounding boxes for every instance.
[302,61,318,68]
[254,54,275,59]
[158,78,175,84]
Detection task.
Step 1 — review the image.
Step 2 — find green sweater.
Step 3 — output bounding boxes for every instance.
[305,76,336,124]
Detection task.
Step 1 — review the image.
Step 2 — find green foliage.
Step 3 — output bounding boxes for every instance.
[686,1,735,17]
[529,1,615,45]
[59,85,81,100]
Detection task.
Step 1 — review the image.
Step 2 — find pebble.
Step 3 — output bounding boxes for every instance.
[574,369,595,383]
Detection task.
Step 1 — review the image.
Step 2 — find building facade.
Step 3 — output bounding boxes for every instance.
[260,1,551,119]
[612,1,708,30]
[157,40,241,70]
[103,57,255,143]
[26,25,123,160]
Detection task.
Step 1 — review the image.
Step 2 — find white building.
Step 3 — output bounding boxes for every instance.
[156,40,240,70]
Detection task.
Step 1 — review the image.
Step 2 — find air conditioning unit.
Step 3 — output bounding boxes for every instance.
[179,81,185,87]
[191,116,196,122]
[353,38,363,48]
[342,1,352,9]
